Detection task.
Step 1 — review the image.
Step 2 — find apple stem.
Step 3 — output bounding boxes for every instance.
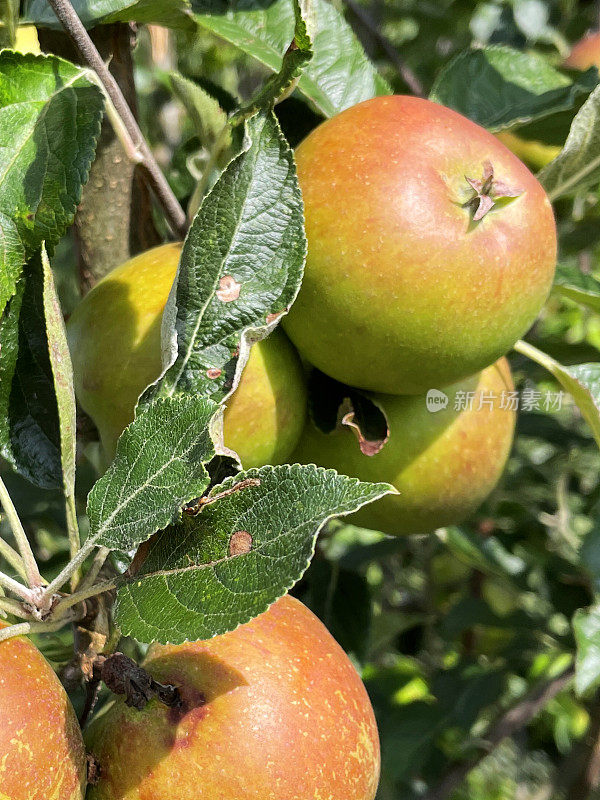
[45,0,188,239]
[0,477,43,590]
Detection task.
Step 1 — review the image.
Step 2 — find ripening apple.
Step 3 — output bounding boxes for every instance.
[14,25,40,54]
[495,130,561,171]
[291,358,516,535]
[0,622,87,800]
[564,30,600,70]
[67,243,307,465]
[283,95,556,394]
[86,595,380,800]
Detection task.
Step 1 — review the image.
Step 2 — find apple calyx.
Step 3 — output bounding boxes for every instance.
[95,652,182,711]
[464,161,522,221]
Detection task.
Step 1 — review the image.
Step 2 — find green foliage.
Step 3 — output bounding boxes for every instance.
[114,464,391,643]
[0,253,64,488]
[430,45,597,131]
[143,111,306,408]
[0,52,103,314]
[194,0,390,116]
[24,0,194,30]
[8,1,600,799]
[539,84,600,198]
[87,396,217,551]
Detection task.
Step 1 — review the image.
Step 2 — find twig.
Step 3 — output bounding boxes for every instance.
[76,546,110,592]
[0,534,27,582]
[0,569,34,603]
[0,611,82,644]
[52,576,119,619]
[422,666,575,800]
[341,0,424,97]
[0,477,42,588]
[45,0,188,239]
[38,537,98,606]
[64,493,81,590]
[0,596,30,619]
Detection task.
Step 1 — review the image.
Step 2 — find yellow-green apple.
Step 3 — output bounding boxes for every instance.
[66,243,307,465]
[292,358,515,534]
[0,622,86,800]
[283,95,556,394]
[495,129,561,171]
[86,595,380,800]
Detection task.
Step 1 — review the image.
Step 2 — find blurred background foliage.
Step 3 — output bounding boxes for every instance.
[7,0,600,798]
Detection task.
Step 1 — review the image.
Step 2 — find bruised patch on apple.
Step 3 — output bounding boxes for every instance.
[216,275,241,302]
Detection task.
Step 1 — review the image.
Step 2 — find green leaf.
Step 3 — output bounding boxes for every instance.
[0,252,62,488]
[0,52,103,313]
[41,246,76,499]
[573,605,600,694]
[0,0,18,47]
[24,0,194,30]
[551,262,600,312]
[553,364,600,446]
[235,0,313,117]
[194,0,390,118]
[169,73,229,148]
[437,527,526,581]
[516,342,600,449]
[114,464,392,643]
[539,84,600,200]
[87,396,218,552]
[143,111,305,408]
[430,45,596,132]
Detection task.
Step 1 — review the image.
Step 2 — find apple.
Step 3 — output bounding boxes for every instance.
[495,130,561,171]
[282,95,556,395]
[66,243,307,465]
[564,30,600,70]
[291,358,516,535]
[0,622,86,800]
[14,25,40,54]
[86,595,380,800]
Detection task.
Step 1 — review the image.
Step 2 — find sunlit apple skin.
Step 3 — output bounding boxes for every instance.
[66,243,307,465]
[283,95,556,394]
[495,130,561,171]
[292,359,515,535]
[14,25,41,54]
[86,595,380,800]
[564,31,600,69]
[0,622,86,800]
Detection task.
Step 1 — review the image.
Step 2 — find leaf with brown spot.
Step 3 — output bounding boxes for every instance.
[216,275,241,302]
[114,464,393,644]
[229,531,253,556]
